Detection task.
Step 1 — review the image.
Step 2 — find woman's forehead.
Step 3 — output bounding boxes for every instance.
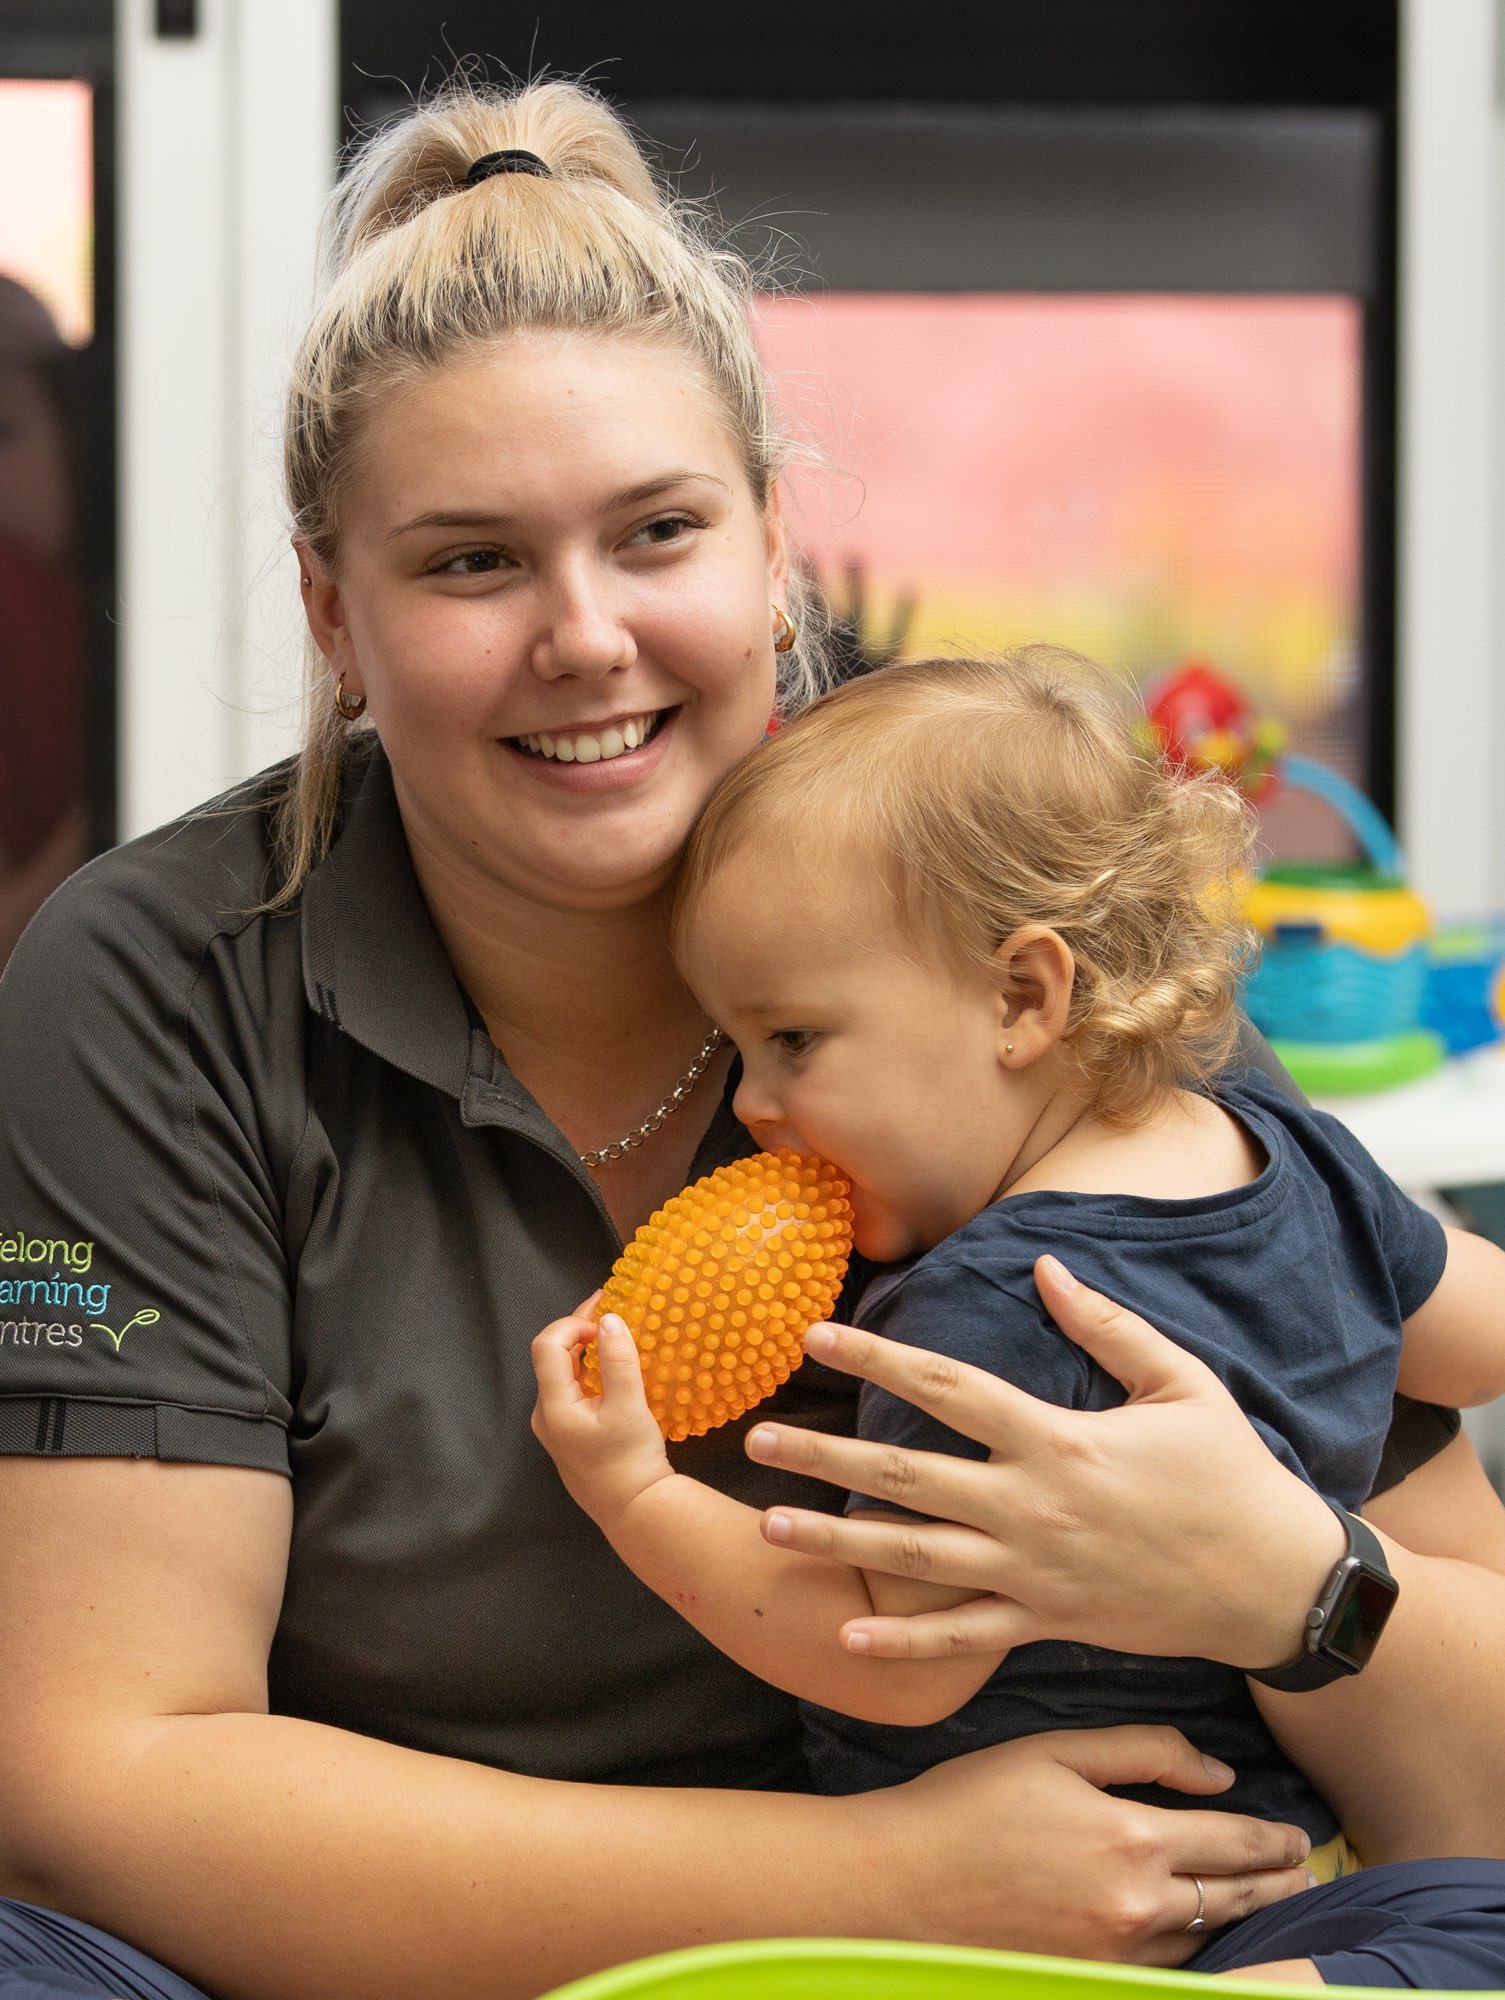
[344,329,747,520]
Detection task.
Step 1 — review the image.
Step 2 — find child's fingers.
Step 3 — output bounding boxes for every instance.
[531,1315,596,1405]
[595,1313,648,1402]
[573,1287,605,1318]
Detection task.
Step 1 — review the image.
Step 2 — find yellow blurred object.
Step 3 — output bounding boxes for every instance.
[583,1151,854,1442]
[1242,876,1432,958]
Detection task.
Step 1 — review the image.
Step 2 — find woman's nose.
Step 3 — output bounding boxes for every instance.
[532,565,636,680]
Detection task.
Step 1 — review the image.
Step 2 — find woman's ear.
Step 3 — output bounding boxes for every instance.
[764,480,791,604]
[294,540,355,674]
[990,926,1075,1068]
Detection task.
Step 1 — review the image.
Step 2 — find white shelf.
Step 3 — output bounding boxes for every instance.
[1314,1042,1505,1192]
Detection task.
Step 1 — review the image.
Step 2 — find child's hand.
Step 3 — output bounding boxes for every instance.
[531,1306,673,1531]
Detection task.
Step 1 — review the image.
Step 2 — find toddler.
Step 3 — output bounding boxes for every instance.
[533,648,1505,1985]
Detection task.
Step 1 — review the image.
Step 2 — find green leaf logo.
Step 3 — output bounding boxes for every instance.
[89,1307,161,1353]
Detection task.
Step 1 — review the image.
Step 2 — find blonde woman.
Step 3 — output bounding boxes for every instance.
[0,81,1501,2000]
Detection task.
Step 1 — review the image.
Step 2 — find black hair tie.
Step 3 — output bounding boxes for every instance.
[465,149,552,186]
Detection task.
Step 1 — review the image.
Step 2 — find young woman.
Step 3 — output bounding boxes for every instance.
[0,79,1502,2000]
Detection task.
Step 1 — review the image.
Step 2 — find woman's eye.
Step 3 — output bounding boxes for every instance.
[771,1029,817,1057]
[624,513,700,550]
[430,547,510,577]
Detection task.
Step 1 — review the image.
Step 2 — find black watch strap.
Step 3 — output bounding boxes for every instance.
[1247,1500,1399,1693]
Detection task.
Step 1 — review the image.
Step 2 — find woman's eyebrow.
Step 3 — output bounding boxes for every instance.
[387,472,732,542]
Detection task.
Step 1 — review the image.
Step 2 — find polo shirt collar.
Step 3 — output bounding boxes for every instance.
[300,742,475,1100]
[298,742,753,1173]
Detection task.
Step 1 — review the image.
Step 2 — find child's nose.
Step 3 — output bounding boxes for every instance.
[731,1074,790,1145]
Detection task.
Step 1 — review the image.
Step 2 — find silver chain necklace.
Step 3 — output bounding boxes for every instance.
[579,1028,726,1171]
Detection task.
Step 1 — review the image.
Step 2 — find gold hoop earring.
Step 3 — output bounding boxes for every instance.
[334,674,367,722]
[772,606,797,654]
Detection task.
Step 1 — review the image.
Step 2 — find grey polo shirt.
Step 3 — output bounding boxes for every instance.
[0,741,856,1788]
[0,740,1457,1787]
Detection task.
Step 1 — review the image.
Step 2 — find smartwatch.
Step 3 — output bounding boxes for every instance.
[1247,1500,1399,1692]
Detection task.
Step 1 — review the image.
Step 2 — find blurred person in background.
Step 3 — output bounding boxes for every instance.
[0,274,87,969]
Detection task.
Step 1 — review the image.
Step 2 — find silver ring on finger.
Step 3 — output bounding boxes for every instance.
[1183,1875,1207,1934]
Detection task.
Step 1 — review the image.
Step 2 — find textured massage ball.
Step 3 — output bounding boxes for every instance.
[583,1150,854,1442]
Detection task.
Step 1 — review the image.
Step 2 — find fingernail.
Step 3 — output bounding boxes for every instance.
[1039,1254,1076,1292]
[1201,1755,1234,1783]
[844,1629,871,1653]
[804,1323,835,1355]
[1304,1872,1319,1890]
[746,1426,776,1460]
[764,1510,792,1543]
[1298,1834,1311,1860]
[601,1313,630,1337]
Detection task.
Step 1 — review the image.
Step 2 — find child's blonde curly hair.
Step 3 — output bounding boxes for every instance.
[675,646,1258,1127]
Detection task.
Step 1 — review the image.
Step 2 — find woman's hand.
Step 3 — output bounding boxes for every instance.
[530,1304,672,1531]
[867,1724,1312,1967]
[748,1255,1342,1671]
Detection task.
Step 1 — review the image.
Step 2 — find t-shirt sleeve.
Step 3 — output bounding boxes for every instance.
[1304,1103,1450,1320]
[848,1246,1091,1515]
[0,859,293,1471]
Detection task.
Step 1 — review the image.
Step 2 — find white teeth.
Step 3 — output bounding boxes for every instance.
[515,711,659,764]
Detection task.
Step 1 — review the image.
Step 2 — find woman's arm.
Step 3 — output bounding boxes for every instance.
[531,1312,998,1723]
[1252,1431,1505,1864]
[744,1257,1505,1854]
[0,1457,1313,2000]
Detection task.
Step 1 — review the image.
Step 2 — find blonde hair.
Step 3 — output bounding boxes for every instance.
[274,77,827,900]
[674,647,1257,1126]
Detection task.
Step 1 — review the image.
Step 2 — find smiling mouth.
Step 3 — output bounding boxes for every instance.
[509,710,667,766]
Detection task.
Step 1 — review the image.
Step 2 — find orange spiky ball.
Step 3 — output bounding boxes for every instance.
[582,1150,854,1442]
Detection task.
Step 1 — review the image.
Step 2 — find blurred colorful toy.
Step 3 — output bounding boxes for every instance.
[1141,660,1286,803]
[1142,662,1445,1096]
[581,1151,853,1442]
[1422,918,1505,1055]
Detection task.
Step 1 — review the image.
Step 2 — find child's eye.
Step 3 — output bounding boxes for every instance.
[771,1029,817,1057]
[624,513,700,549]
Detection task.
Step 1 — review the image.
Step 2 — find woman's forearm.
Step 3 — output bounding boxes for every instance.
[6,1706,902,2000]
[1252,1433,1505,1864]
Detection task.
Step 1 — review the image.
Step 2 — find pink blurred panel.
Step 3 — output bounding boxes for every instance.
[0,80,94,345]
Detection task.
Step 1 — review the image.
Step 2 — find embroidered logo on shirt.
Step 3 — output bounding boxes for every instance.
[0,1229,161,1354]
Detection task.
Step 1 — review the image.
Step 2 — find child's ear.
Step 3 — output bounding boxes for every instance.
[989,926,1075,1067]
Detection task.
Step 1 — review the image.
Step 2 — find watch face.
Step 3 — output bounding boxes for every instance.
[1322,1563,1398,1671]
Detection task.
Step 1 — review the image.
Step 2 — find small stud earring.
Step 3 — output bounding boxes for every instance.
[1004,1043,1015,1056]
[301,574,312,587]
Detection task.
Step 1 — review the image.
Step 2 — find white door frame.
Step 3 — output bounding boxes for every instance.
[116,0,337,838]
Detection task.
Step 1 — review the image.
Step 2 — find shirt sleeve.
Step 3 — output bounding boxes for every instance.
[0,849,294,1471]
[848,1245,1091,1515]
[1304,1105,1450,1320]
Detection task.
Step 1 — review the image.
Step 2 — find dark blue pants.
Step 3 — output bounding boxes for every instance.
[4,1862,1505,1992]
[0,1902,209,2000]
[1190,1857,1505,1988]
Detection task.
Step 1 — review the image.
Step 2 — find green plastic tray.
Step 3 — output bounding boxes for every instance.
[540,1937,1474,2000]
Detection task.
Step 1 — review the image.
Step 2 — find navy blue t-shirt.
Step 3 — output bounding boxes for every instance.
[803,1070,1448,1839]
